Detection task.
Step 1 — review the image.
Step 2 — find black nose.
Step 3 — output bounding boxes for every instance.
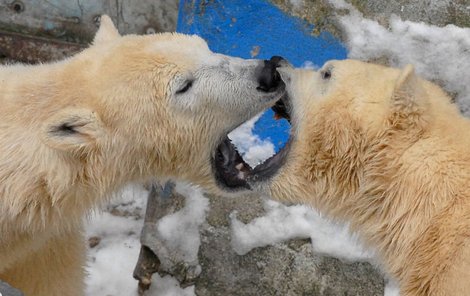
[257,56,286,92]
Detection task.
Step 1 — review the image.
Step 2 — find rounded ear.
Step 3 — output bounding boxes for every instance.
[389,64,428,129]
[391,64,423,109]
[394,65,416,95]
[41,108,105,152]
[93,15,120,45]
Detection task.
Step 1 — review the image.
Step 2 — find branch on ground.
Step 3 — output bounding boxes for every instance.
[133,181,186,295]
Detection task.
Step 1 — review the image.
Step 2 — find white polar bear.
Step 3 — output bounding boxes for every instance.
[0,16,285,295]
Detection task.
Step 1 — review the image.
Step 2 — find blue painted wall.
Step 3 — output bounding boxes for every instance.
[177,0,347,150]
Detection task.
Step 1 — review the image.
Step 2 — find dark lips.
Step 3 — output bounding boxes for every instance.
[271,93,291,122]
[212,94,292,192]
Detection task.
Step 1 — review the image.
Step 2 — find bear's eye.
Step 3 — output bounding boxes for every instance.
[321,69,332,80]
[176,80,193,94]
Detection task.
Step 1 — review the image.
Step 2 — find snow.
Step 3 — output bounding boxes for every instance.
[154,183,209,266]
[85,2,468,295]
[330,0,470,114]
[384,280,400,296]
[85,213,141,296]
[289,0,304,11]
[231,199,371,260]
[85,184,200,296]
[86,185,147,296]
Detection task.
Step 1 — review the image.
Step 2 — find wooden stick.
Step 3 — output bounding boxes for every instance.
[133,181,178,295]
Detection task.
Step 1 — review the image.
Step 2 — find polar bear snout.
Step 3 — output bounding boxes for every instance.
[256,56,287,93]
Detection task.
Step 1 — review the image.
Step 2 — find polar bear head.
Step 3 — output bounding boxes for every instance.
[39,16,286,194]
[213,59,457,202]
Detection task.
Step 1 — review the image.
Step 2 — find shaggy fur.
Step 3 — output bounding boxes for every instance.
[267,60,470,295]
[0,16,279,295]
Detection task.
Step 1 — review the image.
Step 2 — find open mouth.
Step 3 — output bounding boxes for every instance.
[212,93,292,191]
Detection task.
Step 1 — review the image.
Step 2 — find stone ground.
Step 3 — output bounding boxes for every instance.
[194,194,384,295]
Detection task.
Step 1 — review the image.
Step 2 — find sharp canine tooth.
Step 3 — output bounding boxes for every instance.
[235,163,244,170]
[237,171,245,179]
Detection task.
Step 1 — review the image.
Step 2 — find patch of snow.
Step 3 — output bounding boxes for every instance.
[231,199,372,261]
[328,0,355,10]
[330,0,470,115]
[85,184,198,296]
[86,185,147,295]
[155,182,209,264]
[146,274,195,296]
[85,211,143,296]
[384,279,400,296]
[289,0,304,10]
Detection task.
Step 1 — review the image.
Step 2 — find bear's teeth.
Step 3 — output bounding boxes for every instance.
[237,171,245,179]
[235,163,244,170]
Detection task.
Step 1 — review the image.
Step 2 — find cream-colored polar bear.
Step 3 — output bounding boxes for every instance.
[0,16,285,295]
[214,59,470,295]
[271,61,470,296]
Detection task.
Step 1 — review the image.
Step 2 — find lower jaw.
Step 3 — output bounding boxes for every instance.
[212,135,292,193]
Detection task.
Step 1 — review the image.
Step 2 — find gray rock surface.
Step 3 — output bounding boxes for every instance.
[0,0,178,43]
[270,0,469,39]
[195,194,384,296]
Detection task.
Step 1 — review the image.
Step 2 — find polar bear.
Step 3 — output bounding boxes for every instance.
[213,59,470,295]
[0,16,286,295]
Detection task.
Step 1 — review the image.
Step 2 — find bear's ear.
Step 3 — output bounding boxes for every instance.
[389,64,428,128]
[93,15,120,45]
[41,108,105,152]
[391,64,422,110]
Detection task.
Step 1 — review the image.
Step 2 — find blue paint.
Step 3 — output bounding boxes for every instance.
[177,0,347,150]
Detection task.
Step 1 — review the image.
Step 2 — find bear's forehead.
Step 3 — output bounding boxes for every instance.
[334,60,398,78]
[146,35,210,58]
[146,50,221,72]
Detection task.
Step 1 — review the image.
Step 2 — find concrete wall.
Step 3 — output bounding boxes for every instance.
[0,0,178,42]
[0,0,178,62]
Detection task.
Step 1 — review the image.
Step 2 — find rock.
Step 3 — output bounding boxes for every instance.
[271,0,470,39]
[142,186,384,295]
[0,1,179,63]
[194,194,384,296]
[197,229,384,295]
